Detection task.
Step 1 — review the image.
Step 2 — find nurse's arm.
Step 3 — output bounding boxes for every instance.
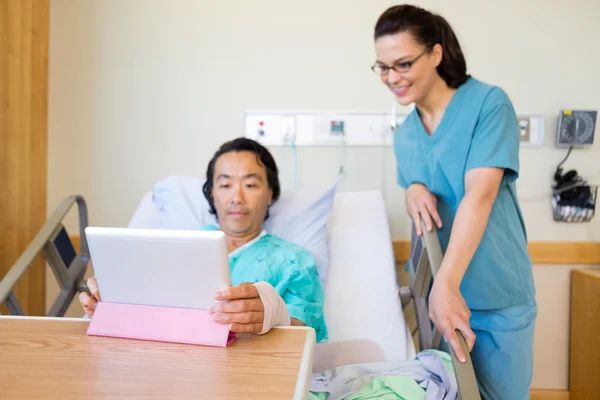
[291,318,306,326]
[437,167,504,286]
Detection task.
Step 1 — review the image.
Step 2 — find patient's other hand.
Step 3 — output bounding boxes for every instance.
[209,282,265,334]
[79,276,101,317]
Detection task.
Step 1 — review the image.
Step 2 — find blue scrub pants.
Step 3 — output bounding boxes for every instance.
[441,301,538,400]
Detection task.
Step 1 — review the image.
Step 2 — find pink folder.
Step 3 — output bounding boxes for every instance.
[87,302,236,347]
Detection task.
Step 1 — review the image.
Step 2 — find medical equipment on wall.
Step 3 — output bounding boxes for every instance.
[244,109,406,189]
[551,146,597,223]
[244,110,405,147]
[246,105,547,149]
[556,109,597,147]
[550,109,598,222]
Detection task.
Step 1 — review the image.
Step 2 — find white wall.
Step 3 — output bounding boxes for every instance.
[48,0,600,390]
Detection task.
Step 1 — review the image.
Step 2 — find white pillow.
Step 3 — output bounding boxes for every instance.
[264,182,337,290]
[150,175,210,230]
[149,174,337,289]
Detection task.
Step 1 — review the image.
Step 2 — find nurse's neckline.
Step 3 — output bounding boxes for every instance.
[416,76,471,138]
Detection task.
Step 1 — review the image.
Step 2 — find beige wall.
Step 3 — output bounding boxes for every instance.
[47,0,600,390]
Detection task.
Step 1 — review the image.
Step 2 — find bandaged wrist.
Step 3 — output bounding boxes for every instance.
[253,281,291,335]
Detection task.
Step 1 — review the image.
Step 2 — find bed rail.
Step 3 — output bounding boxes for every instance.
[0,195,90,317]
[401,220,481,400]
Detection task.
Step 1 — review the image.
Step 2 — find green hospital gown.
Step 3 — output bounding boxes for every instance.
[204,225,328,343]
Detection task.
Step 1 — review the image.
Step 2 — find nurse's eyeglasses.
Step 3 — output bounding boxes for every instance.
[371,47,432,75]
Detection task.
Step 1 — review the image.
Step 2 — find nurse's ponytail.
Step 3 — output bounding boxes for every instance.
[374,5,469,89]
[433,14,469,88]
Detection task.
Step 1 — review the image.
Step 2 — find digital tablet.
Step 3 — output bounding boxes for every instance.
[84,227,231,310]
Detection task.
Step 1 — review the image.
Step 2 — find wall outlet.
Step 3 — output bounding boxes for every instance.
[244,113,288,146]
[518,118,531,143]
[517,115,544,147]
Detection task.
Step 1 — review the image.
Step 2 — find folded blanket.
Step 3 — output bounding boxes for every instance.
[309,350,457,400]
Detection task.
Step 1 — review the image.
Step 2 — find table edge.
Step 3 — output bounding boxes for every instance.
[274,326,316,400]
[1,317,316,399]
[0,315,88,322]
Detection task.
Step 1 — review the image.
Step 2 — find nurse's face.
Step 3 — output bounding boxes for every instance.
[374,31,442,106]
[211,151,273,238]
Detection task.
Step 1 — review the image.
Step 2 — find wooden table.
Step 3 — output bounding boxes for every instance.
[0,316,315,400]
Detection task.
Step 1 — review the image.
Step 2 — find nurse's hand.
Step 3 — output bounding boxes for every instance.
[406,183,443,236]
[79,276,101,317]
[210,282,265,334]
[429,277,476,363]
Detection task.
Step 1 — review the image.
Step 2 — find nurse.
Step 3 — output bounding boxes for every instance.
[372,5,537,400]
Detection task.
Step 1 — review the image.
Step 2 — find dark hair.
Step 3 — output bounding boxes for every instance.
[202,137,280,220]
[374,5,469,88]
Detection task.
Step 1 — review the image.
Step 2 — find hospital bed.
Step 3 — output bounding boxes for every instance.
[0,186,480,399]
[313,190,480,399]
[0,196,90,317]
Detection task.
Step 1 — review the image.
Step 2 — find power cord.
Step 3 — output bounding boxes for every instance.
[280,124,299,189]
[519,146,599,202]
[553,145,573,183]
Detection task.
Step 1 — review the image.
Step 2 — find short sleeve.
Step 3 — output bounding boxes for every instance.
[393,114,428,190]
[396,162,410,189]
[282,254,328,342]
[465,90,520,181]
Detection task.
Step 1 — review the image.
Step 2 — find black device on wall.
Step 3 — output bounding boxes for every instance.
[556,110,597,147]
[551,146,597,222]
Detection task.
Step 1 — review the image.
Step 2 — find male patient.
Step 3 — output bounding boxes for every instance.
[79,138,328,342]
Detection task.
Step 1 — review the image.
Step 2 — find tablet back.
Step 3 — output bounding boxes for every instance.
[85,227,231,310]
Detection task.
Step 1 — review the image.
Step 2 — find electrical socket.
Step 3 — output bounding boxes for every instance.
[517,115,544,147]
[518,117,531,143]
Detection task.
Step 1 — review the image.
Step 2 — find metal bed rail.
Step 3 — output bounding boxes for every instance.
[0,195,90,317]
[400,220,481,400]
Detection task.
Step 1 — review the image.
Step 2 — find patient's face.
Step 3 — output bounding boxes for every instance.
[211,151,273,238]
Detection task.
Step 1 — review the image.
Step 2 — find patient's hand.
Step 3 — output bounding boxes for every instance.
[209,282,265,334]
[79,276,101,317]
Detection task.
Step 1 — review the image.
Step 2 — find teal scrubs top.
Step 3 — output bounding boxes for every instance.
[204,225,328,342]
[393,77,535,311]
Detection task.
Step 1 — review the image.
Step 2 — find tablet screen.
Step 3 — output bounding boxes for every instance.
[86,227,231,310]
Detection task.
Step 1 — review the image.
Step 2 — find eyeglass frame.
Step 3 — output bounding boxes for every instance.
[371,46,434,75]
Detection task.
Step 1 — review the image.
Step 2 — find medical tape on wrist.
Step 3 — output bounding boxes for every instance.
[253,281,291,335]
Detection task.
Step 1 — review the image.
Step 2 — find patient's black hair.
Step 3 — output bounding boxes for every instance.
[202,137,280,220]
